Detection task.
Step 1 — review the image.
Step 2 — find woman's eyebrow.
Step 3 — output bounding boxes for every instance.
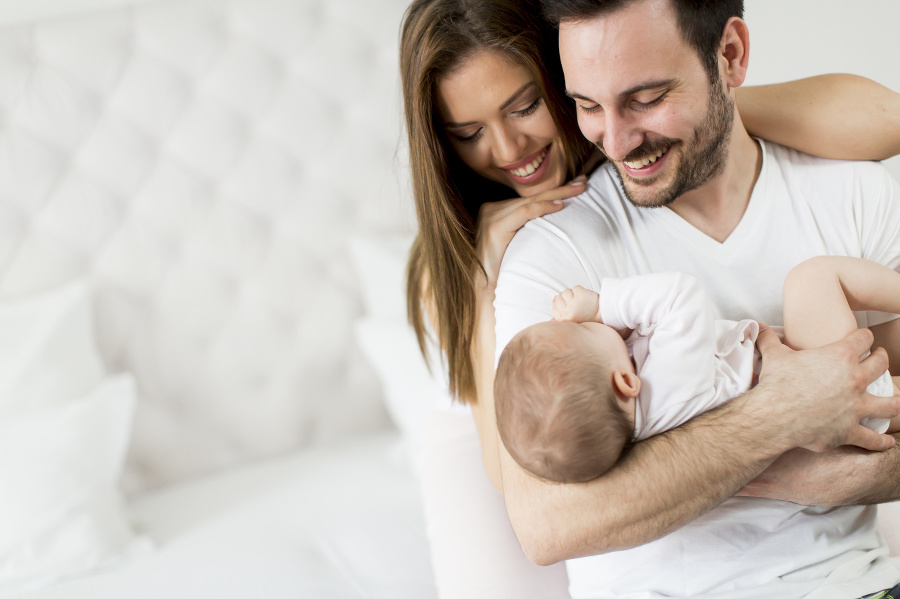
[444,82,537,128]
[499,81,537,111]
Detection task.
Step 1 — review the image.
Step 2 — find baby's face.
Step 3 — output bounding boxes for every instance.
[573,321,634,374]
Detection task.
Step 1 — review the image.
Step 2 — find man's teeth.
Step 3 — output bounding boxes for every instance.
[510,149,548,177]
[624,147,668,170]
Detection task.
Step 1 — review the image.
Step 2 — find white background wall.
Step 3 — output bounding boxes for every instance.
[744,1,900,179]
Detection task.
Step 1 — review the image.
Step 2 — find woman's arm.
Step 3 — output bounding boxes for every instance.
[738,74,900,161]
[469,178,587,490]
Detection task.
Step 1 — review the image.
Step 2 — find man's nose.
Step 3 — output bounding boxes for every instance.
[595,111,643,162]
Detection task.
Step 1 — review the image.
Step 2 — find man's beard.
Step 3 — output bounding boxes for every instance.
[610,80,735,209]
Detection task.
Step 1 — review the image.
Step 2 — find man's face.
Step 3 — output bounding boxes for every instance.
[559,0,734,208]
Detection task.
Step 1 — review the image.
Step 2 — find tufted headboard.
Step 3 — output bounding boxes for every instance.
[0,0,415,493]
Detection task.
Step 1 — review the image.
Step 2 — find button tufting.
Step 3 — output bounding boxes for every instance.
[0,0,411,494]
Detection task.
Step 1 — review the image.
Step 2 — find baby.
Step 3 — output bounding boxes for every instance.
[494,257,900,484]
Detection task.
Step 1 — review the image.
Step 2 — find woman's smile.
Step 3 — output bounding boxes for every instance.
[501,144,553,185]
[436,50,568,197]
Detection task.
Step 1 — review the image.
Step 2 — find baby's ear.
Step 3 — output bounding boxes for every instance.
[613,370,641,398]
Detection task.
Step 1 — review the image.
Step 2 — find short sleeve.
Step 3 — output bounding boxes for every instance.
[494,218,595,366]
[859,164,900,327]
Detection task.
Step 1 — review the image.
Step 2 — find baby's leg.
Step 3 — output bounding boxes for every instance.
[784,256,900,347]
[783,256,899,432]
[782,258,859,350]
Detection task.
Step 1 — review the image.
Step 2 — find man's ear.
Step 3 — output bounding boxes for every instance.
[613,370,641,399]
[718,16,750,89]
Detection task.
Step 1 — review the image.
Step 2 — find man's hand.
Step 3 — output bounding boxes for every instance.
[755,328,899,453]
[552,285,601,323]
[737,441,900,506]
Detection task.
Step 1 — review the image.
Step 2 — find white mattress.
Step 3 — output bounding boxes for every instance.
[14,424,900,598]
[22,431,437,599]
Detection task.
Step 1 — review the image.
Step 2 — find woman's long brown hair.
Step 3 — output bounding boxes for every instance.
[400,0,594,404]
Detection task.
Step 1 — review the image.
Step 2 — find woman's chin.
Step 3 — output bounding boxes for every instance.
[513,168,567,197]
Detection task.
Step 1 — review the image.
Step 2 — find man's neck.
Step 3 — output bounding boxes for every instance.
[668,113,763,243]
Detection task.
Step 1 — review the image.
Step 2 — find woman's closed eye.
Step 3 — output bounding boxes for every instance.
[513,97,543,118]
[454,128,483,144]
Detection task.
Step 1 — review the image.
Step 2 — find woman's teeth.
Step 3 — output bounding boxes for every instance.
[510,149,548,177]
[624,146,668,170]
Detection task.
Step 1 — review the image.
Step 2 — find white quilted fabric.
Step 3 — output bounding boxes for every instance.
[0,0,416,493]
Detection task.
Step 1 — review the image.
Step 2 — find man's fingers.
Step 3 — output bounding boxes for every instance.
[838,327,877,361]
[755,327,785,356]
[858,345,890,379]
[845,424,896,452]
[858,394,900,421]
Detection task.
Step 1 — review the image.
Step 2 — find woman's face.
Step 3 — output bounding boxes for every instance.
[436,50,568,198]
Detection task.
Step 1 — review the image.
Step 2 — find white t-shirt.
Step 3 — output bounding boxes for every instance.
[494,140,900,599]
[599,272,759,440]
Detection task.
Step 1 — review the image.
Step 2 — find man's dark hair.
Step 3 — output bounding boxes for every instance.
[541,0,744,81]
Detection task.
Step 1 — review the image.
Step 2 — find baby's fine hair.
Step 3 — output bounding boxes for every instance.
[494,321,634,483]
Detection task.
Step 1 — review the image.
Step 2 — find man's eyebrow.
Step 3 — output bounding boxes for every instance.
[444,82,537,128]
[566,79,676,103]
[619,79,675,98]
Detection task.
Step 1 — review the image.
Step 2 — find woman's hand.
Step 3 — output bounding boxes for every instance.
[475,176,586,288]
[469,176,585,490]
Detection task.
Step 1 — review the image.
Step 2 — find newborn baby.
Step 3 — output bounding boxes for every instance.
[494,259,898,484]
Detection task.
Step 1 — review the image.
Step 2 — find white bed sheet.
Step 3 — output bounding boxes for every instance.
[20,431,437,599]
[15,426,900,599]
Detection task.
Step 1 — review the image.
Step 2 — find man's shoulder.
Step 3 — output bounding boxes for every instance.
[761,139,897,212]
[522,161,629,234]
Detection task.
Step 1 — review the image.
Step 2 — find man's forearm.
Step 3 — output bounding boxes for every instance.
[501,386,786,565]
[739,433,900,506]
[503,328,898,565]
[852,434,900,504]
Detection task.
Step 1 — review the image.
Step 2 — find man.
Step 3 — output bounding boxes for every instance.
[492,0,900,597]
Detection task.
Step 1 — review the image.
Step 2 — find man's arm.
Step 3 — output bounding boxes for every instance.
[738,436,900,506]
[500,328,896,564]
[494,220,898,564]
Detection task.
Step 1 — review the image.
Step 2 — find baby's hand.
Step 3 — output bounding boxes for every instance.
[552,285,600,323]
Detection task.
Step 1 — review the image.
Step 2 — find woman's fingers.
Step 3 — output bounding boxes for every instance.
[527,175,586,203]
[476,177,587,284]
[493,178,586,228]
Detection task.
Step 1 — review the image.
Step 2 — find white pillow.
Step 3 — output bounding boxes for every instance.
[0,373,152,594]
[0,282,150,594]
[348,234,415,323]
[0,281,106,417]
[349,234,461,459]
[355,318,442,457]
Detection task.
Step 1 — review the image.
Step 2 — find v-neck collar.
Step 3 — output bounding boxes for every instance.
[649,140,768,259]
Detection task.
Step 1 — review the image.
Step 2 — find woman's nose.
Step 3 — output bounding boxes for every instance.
[492,125,526,165]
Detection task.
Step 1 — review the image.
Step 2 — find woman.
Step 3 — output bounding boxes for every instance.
[400,0,900,596]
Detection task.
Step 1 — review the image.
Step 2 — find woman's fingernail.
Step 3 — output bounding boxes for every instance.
[553,200,563,205]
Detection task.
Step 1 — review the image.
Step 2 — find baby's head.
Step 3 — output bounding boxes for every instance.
[494,320,638,483]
